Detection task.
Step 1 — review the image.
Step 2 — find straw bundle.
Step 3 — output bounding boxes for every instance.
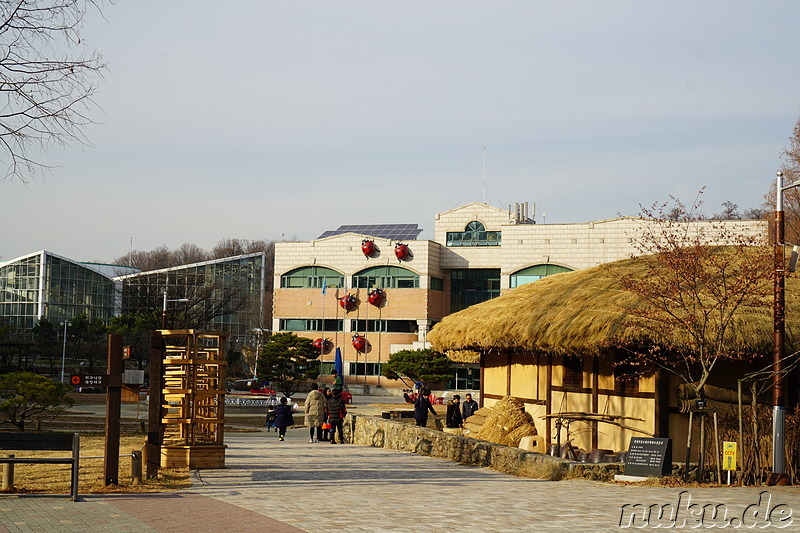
[430,247,795,359]
[475,396,538,447]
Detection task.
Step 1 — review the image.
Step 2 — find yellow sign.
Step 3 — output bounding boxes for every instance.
[722,441,738,471]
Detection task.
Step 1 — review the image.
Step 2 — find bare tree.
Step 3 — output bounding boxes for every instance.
[173,242,208,265]
[1,0,106,182]
[115,245,175,271]
[613,193,772,401]
[210,238,273,259]
[760,115,800,244]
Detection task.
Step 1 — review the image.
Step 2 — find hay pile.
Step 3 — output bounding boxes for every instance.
[474,396,538,447]
[463,406,491,435]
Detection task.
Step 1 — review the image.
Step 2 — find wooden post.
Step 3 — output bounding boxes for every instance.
[104,334,123,485]
[591,356,599,450]
[147,332,165,478]
[698,412,706,483]
[738,380,744,486]
[713,411,722,484]
[506,352,512,396]
[131,450,143,485]
[546,355,553,445]
[1,455,13,490]
[479,353,485,409]
[683,411,694,481]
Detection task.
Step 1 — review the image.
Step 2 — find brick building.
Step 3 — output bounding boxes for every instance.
[272,202,766,393]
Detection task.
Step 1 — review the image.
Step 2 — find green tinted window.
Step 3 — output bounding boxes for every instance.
[353,266,419,289]
[446,221,501,247]
[510,264,573,288]
[280,266,344,289]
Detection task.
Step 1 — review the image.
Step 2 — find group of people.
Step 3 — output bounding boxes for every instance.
[270,370,480,439]
[413,390,479,429]
[266,370,348,444]
[304,382,347,444]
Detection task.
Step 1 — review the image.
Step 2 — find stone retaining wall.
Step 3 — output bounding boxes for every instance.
[344,414,568,480]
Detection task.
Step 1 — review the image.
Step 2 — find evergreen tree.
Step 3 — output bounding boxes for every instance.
[256,333,319,397]
[381,348,453,389]
[0,372,73,430]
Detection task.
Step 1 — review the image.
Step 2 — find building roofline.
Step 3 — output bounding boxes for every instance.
[113,251,266,280]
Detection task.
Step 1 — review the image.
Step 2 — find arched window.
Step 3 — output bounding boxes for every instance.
[280,266,344,289]
[352,265,419,289]
[446,221,501,247]
[510,264,573,288]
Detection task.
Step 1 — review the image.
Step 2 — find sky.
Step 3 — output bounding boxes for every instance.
[3,1,800,263]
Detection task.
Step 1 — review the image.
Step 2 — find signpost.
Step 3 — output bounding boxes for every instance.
[723,441,738,485]
[624,437,673,478]
[70,374,106,388]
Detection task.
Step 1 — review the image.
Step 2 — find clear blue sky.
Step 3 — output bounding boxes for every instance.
[3,1,799,262]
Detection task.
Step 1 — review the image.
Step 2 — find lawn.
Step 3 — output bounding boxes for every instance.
[1,433,190,495]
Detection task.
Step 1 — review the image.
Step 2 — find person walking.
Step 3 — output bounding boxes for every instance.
[462,393,479,420]
[326,388,347,444]
[273,397,294,441]
[445,394,463,429]
[305,384,326,443]
[321,387,333,441]
[331,370,344,390]
[413,389,437,428]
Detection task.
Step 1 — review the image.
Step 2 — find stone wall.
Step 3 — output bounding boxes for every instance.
[344,414,568,480]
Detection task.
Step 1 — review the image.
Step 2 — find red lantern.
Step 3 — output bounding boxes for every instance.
[361,239,376,257]
[313,338,328,351]
[352,334,367,352]
[367,288,384,306]
[339,294,357,311]
[395,243,409,260]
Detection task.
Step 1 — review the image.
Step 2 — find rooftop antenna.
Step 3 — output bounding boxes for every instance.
[483,146,487,204]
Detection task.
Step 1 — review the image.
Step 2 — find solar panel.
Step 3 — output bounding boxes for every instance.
[318,223,423,241]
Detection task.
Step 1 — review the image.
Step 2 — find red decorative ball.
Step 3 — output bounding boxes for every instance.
[395,243,409,260]
[367,288,384,306]
[361,240,376,257]
[352,335,367,352]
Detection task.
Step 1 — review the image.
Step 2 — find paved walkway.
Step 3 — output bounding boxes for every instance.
[2,425,799,532]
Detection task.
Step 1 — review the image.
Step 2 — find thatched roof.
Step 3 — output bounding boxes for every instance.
[429,249,800,360]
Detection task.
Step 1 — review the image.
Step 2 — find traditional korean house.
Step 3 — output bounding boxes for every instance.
[427,248,800,461]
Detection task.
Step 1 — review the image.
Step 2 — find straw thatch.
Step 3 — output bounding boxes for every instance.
[474,396,538,447]
[429,248,799,358]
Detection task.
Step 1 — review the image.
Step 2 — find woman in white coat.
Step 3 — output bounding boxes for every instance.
[305,384,326,442]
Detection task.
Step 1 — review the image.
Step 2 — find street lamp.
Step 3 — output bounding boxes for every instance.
[773,170,800,475]
[161,290,190,329]
[60,320,71,383]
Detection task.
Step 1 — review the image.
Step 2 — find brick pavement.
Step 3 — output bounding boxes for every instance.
[2,425,799,532]
[193,428,800,532]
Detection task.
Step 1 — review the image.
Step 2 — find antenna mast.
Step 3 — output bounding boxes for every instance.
[483,146,487,204]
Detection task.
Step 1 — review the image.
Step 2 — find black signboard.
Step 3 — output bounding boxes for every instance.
[70,374,106,387]
[624,437,672,477]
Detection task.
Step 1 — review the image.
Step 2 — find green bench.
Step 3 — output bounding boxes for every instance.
[0,432,80,501]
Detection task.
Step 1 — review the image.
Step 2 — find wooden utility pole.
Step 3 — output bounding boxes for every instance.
[104,334,123,485]
[146,332,165,478]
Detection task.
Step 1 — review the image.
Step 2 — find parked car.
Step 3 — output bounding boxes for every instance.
[228,378,262,392]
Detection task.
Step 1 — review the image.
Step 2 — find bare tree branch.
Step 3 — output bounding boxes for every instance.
[0,0,106,182]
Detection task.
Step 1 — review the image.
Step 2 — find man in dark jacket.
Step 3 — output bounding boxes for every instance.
[325,388,347,444]
[462,393,479,420]
[413,389,437,427]
[445,394,463,429]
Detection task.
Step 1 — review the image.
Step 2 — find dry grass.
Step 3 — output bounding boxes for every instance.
[429,247,798,357]
[475,396,538,447]
[513,460,566,481]
[1,434,190,495]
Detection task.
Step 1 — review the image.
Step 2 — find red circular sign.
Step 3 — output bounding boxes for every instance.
[70,375,81,385]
